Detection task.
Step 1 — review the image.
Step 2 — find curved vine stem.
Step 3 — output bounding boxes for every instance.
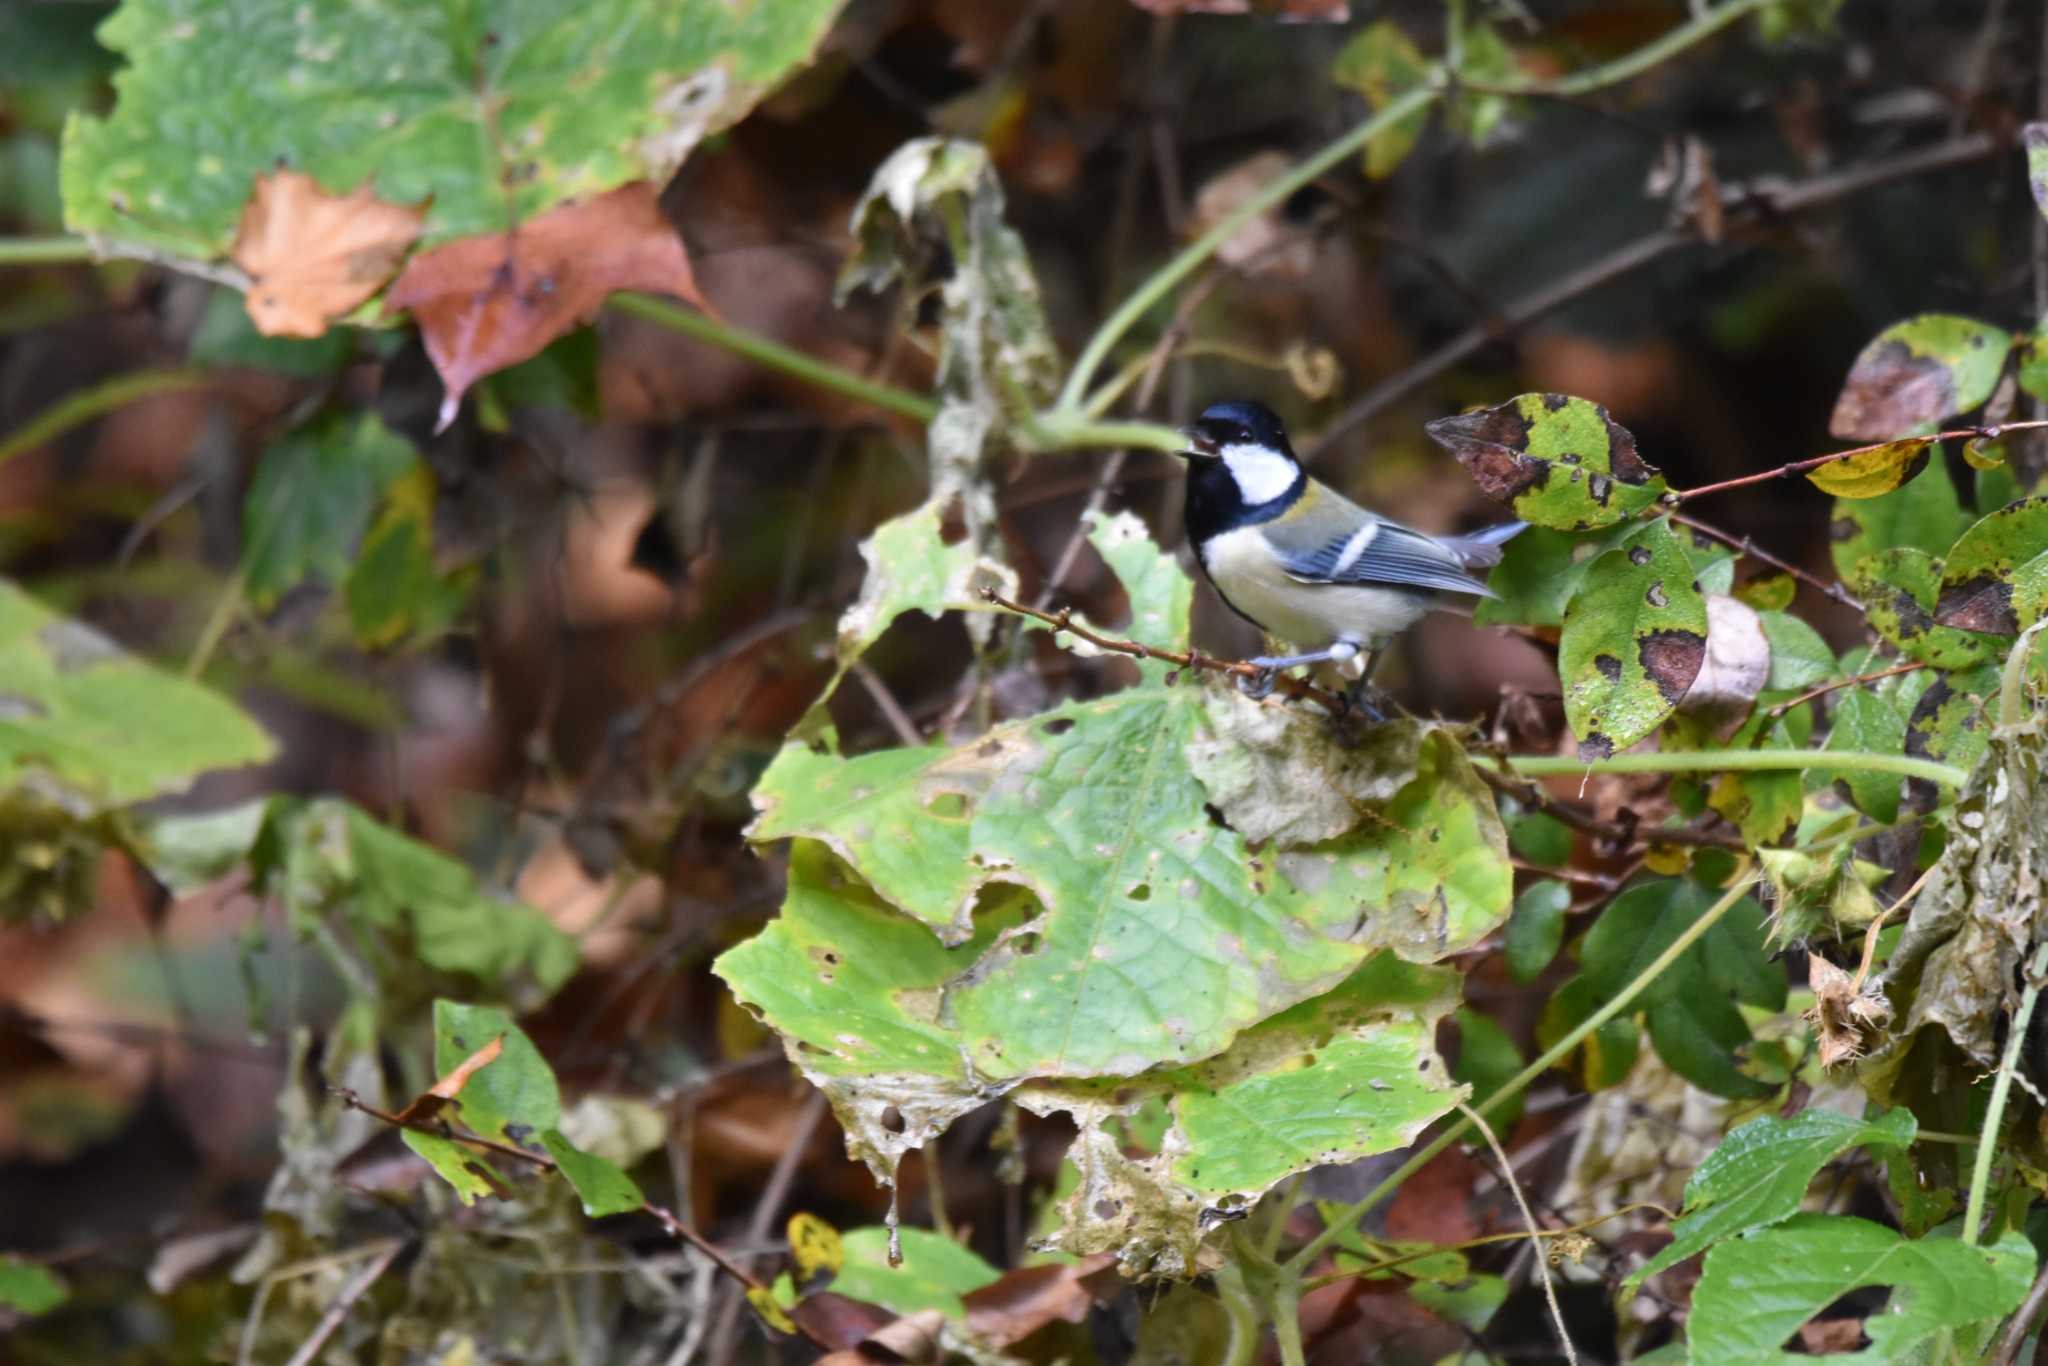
[1288,869,1758,1272]
[0,368,212,468]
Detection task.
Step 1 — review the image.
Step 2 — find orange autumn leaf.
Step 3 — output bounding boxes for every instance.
[386,181,710,431]
[230,169,425,339]
[392,1033,504,1127]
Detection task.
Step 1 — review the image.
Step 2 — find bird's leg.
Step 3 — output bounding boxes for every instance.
[1342,646,1388,722]
[1238,642,1360,700]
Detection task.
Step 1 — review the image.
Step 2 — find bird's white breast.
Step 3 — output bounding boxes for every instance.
[1200,527,1433,650]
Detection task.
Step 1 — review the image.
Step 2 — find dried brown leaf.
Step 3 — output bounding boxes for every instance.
[386,181,709,430]
[961,1252,1117,1345]
[230,169,424,338]
[391,1034,503,1126]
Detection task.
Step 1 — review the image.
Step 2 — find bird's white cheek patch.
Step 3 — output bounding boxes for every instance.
[1218,443,1297,505]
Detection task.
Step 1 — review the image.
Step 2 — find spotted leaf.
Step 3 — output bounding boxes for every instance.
[1557,518,1708,760]
[1806,438,1932,499]
[1828,315,2013,441]
[1856,548,1998,668]
[1935,496,2048,636]
[1424,393,1665,531]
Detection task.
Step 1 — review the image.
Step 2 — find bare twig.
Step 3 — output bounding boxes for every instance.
[981,588,1347,711]
[1668,511,1863,611]
[1310,133,2002,457]
[1766,660,1925,721]
[282,1239,405,1366]
[1995,1254,2048,1365]
[704,1090,832,1365]
[1473,761,1745,851]
[1669,420,2048,503]
[1459,1101,1578,1365]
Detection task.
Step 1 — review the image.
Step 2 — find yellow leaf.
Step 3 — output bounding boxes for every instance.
[788,1212,844,1283]
[1806,438,1932,498]
[744,1286,797,1336]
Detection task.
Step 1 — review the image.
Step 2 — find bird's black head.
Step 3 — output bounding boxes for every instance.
[1184,400,1295,461]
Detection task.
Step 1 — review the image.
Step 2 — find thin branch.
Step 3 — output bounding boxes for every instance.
[611,293,938,425]
[1766,661,1925,721]
[1311,132,2002,457]
[282,1239,405,1366]
[980,588,1346,711]
[0,236,97,266]
[1669,511,1862,611]
[1670,421,2048,503]
[1995,1255,2048,1365]
[1289,870,1759,1271]
[1474,762,1744,850]
[1459,1102,1577,1365]
[1964,942,2048,1247]
[0,368,212,468]
[1302,1202,1679,1291]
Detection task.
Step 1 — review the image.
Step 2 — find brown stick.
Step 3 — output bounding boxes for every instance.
[1667,511,1863,611]
[1473,761,1745,851]
[1765,661,1925,721]
[1668,420,2048,504]
[982,588,1348,711]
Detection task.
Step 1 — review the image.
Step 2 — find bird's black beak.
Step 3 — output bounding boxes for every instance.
[1178,428,1218,461]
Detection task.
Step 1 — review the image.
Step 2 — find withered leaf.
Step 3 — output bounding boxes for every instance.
[392,1033,504,1126]
[230,169,425,339]
[962,1252,1117,1345]
[387,181,708,431]
[1129,0,1349,16]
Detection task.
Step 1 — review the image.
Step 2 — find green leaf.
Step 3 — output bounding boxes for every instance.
[1558,517,1708,759]
[1819,669,1927,824]
[1689,1217,2033,1363]
[1506,809,1572,867]
[1425,393,1667,532]
[62,0,850,262]
[243,411,418,608]
[1627,1108,1914,1291]
[1757,0,1847,42]
[1809,437,1936,500]
[541,1129,645,1217]
[1537,974,1639,1090]
[432,1000,560,1147]
[0,1255,68,1316]
[1330,21,1433,179]
[830,1226,1000,1322]
[401,1129,505,1206]
[832,498,1019,676]
[2025,125,2048,224]
[1577,877,1783,1098]
[0,580,275,809]
[190,286,353,377]
[1828,315,2014,440]
[1936,495,2048,636]
[1756,609,1835,695]
[1474,525,1582,627]
[343,464,471,650]
[1505,880,1570,984]
[1451,1007,1523,1132]
[1828,456,1970,583]
[479,327,601,421]
[1854,547,1996,668]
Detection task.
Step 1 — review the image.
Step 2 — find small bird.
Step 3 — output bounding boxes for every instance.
[1176,399,1525,705]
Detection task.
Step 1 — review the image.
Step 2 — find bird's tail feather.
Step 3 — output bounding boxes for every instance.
[1441,520,1528,569]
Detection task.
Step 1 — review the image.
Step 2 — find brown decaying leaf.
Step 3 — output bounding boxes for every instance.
[387,181,709,431]
[230,170,426,339]
[391,1034,503,1126]
[1128,0,1349,18]
[1828,342,1955,441]
[962,1251,1118,1344]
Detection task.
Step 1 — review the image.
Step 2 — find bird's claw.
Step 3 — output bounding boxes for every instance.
[1237,664,1279,700]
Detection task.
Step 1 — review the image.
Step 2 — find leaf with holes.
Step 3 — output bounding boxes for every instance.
[1935,496,2048,635]
[1557,518,1708,760]
[1627,1107,1914,1293]
[62,0,848,262]
[1689,1217,2032,1363]
[1576,876,1783,1099]
[1828,315,2013,440]
[1015,954,1462,1275]
[1425,393,1665,531]
[1330,21,1432,178]
[1805,437,1932,498]
[1828,457,1970,583]
[1855,548,1998,668]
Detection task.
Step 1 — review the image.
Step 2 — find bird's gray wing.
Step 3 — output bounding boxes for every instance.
[1270,509,1499,598]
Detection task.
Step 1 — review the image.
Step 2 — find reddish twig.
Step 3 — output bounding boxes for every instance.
[981,588,1348,711]
[1766,660,1926,721]
[1668,420,2048,503]
[1667,511,1863,611]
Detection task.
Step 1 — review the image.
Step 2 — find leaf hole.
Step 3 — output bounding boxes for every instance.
[925,790,972,820]
[1012,932,1041,956]
[880,1105,906,1134]
[1126,882,1151,902]
[1043,717,1075,736]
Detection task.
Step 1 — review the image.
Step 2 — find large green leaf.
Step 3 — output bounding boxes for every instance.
[1576,877,1783,1098]
[1828,314,2013,440]
[1936,496,2048,636]
[1557,517,1708,759]
[0,580,274,808]
[1689,1217,2033,1364]
[830,1227,1000,1322]
[1627,1108,1914,1291]
[1819,662,1929,825]
[62,0,849,262]
[1424,393,1666,531]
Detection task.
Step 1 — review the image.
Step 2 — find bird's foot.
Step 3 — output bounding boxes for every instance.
[1237,663,1281,700]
